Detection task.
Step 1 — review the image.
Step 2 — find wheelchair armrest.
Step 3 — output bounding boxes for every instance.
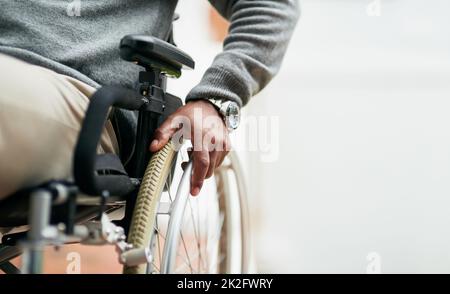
[120,35,195,77]
[73,86,144,196]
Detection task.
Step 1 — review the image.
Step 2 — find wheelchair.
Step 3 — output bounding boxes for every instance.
[0,34,250,274]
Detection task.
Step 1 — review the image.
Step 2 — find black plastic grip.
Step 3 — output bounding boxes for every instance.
[73,86,145,196]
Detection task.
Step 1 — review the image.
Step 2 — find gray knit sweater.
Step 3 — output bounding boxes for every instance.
[0,0,299,157]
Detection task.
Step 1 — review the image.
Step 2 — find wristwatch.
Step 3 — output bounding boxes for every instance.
[206,98,241,132]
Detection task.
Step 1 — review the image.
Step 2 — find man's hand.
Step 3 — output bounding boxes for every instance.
[149,100,231,196]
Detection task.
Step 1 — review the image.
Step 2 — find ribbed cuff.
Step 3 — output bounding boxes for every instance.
[186,66,248,107]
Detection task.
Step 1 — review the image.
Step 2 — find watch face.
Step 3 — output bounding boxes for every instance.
[225,102,240,130]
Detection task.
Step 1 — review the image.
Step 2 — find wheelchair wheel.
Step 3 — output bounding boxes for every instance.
[123,142,250,274]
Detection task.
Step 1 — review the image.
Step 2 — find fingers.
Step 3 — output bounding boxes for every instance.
[189,149,228,196]
[149,115,179,152]
[148,101,232,197]
[216,152,227,168]
[206,151,218,179]
[191,150,209,196]
[216,137,231,167]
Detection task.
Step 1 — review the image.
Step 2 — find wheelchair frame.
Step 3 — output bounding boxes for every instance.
[0,34,196,274]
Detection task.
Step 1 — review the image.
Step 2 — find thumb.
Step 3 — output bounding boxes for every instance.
[149,116,179,152]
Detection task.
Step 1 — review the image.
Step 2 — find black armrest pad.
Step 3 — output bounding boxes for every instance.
[120,35,195,71]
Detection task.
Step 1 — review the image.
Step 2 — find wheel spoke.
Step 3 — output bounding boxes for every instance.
[188,197,204,272]
[156,218,162,269]
[204,189,211,270]
[145,153,246,274]
[179,232,194,274]
[151,261,161,273]
[195,195,208,271]
[154,225,194,272]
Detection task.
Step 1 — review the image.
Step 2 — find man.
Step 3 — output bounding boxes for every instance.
[0,0,299,199]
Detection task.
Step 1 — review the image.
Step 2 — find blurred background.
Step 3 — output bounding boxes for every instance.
[170,0,450,274]
[13,0,450,274]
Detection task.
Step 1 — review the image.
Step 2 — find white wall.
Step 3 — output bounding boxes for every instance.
[174,0,450,273]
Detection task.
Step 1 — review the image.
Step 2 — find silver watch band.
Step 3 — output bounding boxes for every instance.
[207,98,223,112]
[206,98,241,131]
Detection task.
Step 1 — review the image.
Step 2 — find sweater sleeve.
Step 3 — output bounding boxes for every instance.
[186,0,300,107]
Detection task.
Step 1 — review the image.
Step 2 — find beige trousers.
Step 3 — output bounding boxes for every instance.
[0,54,119,200]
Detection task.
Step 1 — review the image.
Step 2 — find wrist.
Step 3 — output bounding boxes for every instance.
[186,98,241,132]
[186,99,219,115]
[206,98,241,132]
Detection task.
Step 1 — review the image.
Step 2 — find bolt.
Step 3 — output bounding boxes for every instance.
[57,223,66,232]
